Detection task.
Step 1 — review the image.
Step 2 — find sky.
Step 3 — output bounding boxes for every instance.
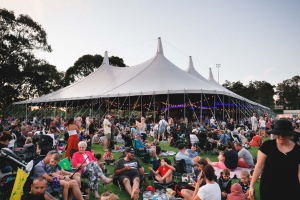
[1,0,300,87]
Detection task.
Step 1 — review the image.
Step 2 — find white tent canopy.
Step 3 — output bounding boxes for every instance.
[14,37,269,112]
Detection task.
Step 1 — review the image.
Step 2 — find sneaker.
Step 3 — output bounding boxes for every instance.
[105,169,110,175]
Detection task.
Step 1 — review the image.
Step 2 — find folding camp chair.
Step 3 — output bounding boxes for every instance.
[132,140,149,163]
[173,158,187,181]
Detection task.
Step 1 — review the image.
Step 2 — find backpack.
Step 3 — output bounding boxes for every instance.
[38,135,53,151]
[174,182,195,197]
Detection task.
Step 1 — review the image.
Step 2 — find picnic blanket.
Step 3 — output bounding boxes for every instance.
[214,167,254,179]
[112,149,124,153]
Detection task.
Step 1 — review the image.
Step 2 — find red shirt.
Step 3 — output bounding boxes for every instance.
[157,165,171,177]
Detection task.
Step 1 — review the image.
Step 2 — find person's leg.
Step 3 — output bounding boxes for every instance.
[68,180,84,200]
[103,137,108,151]
[164,169,173,183]
[73,173,81,188]
[131,177,140,200]
[192,156,200,163]
[154,174,162,183]
[237,158,251,168]
[61,180,69,200]
[122,178,133,198]
[157,132,161,141]
[181,189,194,200]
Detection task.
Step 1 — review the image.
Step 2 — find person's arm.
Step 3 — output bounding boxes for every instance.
[149,167,159,175]
[192,171,204,200]
[61,169,72,176]
[114,165,131,175]
[138,166,144,175]
[249,150,267,198]
[44,191,58,200]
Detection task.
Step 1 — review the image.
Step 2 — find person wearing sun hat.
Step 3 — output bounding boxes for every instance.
[249,119,300,200]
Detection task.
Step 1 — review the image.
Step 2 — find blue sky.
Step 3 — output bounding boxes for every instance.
[1,0,300,87]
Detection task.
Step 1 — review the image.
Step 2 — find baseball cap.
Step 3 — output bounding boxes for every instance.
[124,147,135,153]
[136,132,142,137]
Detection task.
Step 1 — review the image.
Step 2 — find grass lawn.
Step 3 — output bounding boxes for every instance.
[89,139,261,200]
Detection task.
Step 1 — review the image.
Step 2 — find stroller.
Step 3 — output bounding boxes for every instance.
[230,131,241,143]
[12,144,39,162]
[0,148,29,200]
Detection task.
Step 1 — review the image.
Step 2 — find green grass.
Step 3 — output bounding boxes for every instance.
[90,139,261,200]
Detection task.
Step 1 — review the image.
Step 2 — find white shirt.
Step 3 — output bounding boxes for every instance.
[259,119,266,127]
[103,119,111,134]
[198,182,221,200]
[190,134,199,144]
[210,118,215,125]
[251,116,257,125]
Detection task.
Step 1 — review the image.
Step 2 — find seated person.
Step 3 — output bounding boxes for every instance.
[223,141,238,170]
[149,158,175,184]
[72,141,112,198]
[190,129,199,145]
[234,142,254,168]
[33,151,84,200]
[23,137,34,148]
[192,164,221,200]
[238,170,252,199]
[0,132,13,173]
[227,183,245,200]
[244,139,251,149]
[103,148,115,164]
[45,154,70,200]
[185,145,201,163]
[21,176,58,200]
[82,130,91,150]
[216,130,231,151]
[206,151,226,169]
[181,159,207,200]
[134,132,157,161]
[175,143,200,173]
[92,132,102,144]
[218,169,232,200]
[250,134,263,147]
[114,147,144,200]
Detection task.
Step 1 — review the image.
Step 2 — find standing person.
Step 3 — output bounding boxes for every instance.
[250,113,257,132]
[249,119,300,200]
[259,116,266,137]
[103,115,111,152]
[76,115,82,130]
[65,118,79,159]
[85,115,90,130]
[167,116,174,128]
[210,117,216,128]
[138,117,147,142]
[158,116,168,141]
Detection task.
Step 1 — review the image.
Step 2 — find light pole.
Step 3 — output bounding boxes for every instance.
[216,64,221,83]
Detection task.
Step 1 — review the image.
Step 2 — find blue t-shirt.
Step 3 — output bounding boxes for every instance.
[185,149,198,158]
[134,139,145,155]
[175,152,194,173]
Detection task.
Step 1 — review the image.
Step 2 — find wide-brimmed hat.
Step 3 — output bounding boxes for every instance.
[267,119,294,136]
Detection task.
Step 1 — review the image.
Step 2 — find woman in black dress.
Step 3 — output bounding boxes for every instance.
[249,120,300,200]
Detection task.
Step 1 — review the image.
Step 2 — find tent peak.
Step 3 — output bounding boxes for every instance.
[103,51,109,64]
[188,56,195,69]
[156,37,164,55]
[208,67,214,80]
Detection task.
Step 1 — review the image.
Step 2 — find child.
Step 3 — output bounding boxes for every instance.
[82,130,91,150]
[227,183,245,200]
[218,169,232,200]
[244,139,251,149]
[23,137,34,148]
[45,154,81,200]
[103,148,115,164]
[238,170,252,199]
[206,151,227,169]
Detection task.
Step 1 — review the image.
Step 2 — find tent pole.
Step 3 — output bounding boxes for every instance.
[141,93,142,117]
[184,91,186,124]
[118,95,120,124]
[153,92,155,124]
[223,95,225,120]
[129,94,130,125]
[65,101,67,119]
[200,92,202,125]
[214,94,216,120]
[167,91,169,117]
[228,96,230,119]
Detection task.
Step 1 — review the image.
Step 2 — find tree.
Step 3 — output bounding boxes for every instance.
[0,8,57,110]
[276,76,300,109]
[62,54,126,86]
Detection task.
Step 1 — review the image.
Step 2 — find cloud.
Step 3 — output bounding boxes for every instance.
[245,75,255,81]
[263,68,274,74]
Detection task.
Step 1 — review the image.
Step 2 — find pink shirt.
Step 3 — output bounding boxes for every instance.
[215,162,227,169]
[72,151,97,173]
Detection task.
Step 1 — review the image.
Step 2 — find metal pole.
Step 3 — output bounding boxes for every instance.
[25,104,28,121]
[141,93,142,117]
[223,95,225,120]
[216,64,221,83]
[184,92,186,123]
[129,94,130,125]
[153,92,155,123]
[200,93,202,124]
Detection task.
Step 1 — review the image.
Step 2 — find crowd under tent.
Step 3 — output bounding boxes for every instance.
[9,37,274,124]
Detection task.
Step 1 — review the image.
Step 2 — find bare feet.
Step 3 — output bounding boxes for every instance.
[131,188,140,200]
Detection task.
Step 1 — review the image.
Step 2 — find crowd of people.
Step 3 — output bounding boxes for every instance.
[0,113,300,200]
